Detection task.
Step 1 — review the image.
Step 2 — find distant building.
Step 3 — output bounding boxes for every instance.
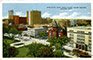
[64,26,91,57]
[30,11,41,25]
[48,21,67,39]
[13,15,27,25]
[3,19,9,25]
[22,28,46,38]
[8,10,14,19]
[52,19,71,27]
[26,11,29,24]
[41,18,52,24]
[70,20,77,26]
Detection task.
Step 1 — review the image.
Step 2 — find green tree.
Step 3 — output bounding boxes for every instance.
[8,27,22,34]
[27,43,48,57]
[55,43,62,50]
[47,36,57,46]
[39,47,53,57]
[3,41,18,57]
[9,28,18,34]
[38,32,46,37]
[53,50,63,57]
[3,26,9,34]
[58,36,70,45]
[47,36,70,50]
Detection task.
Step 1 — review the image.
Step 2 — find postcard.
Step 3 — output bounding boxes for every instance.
[1,0,93,60]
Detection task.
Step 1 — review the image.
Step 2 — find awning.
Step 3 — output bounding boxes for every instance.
[63,46,74,51]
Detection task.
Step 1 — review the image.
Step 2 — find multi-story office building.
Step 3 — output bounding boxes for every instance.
[26,11,29,24]
[64,26,91,57]
[22,27,46,38]
[8,10,14,19]
[30,11,41,25]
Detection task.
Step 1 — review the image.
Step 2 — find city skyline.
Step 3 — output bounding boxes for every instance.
[3,3,91,19]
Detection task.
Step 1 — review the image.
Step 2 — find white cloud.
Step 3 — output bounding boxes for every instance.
[77,16,91,19]
[88,12,90,14]
[69,9,72,11]
[2,15,8,19]
[15,12,26,17]
[51,12,68,19]
[51,12,90,19]
[42,12,51,18]
[66,12,79,19]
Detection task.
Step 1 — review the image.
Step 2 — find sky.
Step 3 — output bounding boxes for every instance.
[2,3,91,19]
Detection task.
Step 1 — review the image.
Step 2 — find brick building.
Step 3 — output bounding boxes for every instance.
[13,16,27,25]
[48,21,67,39]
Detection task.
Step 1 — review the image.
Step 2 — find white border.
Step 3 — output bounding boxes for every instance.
[0,0,93,60]
[2,0,91,3]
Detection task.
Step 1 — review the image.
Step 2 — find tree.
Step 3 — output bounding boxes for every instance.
[47,36,70,50]
[3,41,18,57]
[8,27,22,34]
[39,47,53,57]
[3,26,9,34]
[38,32,46,37]
[47,36,57,46]
[55,43,62,50]
[53,50,63,57]
[9,28,18,34]
[58,36,70,45]
[27,43,48,57]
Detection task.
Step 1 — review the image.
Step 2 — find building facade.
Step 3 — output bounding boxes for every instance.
[13,15,27,25]
[65,26,91,57]
[48,21,67,39]
[26,11,29,24]
[22,28,46,38]
[8,10,14,19]
[30,11,41,25]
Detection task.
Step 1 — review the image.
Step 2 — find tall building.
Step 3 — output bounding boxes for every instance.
[64,26,91,57]
[30,11,41,25]
[8,10,14,19]
[67,26,91,51]
[26,11,29,24]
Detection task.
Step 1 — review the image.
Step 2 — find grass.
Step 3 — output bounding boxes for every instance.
[3,38,15,44]
[16,47,29,57]
[3,37,20,44]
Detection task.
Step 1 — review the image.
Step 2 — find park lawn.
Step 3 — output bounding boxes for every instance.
[16,47,30,57]
[4,38,15,44]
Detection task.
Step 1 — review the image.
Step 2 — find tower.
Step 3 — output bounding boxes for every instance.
[8,10,14,19]
[26,11,29,24]
[30,11,41,25]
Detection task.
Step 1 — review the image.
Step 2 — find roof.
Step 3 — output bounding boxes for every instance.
[67,26,91,30]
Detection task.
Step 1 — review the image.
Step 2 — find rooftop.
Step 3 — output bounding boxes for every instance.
[68,26,91,30]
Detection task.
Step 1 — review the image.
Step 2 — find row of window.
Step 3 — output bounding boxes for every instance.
[68,30,91,35]
[77,41,84,44]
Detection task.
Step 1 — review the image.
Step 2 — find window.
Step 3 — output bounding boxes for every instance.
[77,31,84,34]
[53,32,55,35]
[76,44,78,48]
[59,33,60,37]
[69,34,74,36]
[50,32,51,38]
[82,45,84,50]
[88,32,91,35]
[69,30,73,32]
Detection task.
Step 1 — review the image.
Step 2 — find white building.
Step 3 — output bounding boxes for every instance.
[22,27,46,38]
[64,26,91,57]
